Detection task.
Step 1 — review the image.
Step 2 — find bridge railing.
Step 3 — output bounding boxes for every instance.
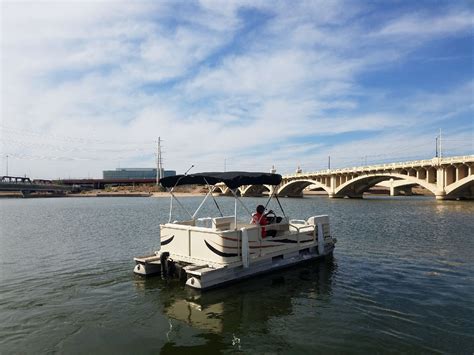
[282,155,474,179]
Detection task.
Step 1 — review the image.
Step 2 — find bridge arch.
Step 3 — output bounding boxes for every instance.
[277,179,331,197]
[335,173,437,197]
[213,184,237,196]
[445,175,474,198]
[213,185,226,194]
[240,184,272,197]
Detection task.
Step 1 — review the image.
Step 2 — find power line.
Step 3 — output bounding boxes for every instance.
[0,125,152,146]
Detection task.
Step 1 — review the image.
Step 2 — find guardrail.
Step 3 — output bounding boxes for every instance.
[283,155,474,179]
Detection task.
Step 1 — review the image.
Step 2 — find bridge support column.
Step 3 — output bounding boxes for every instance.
[389,178,398,196]
[329,176,337,198]
[436,167,447,200]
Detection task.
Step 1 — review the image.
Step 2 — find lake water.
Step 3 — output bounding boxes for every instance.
[1,196,473,354]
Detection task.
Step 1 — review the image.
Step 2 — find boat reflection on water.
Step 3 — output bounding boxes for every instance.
[134,257,337,335]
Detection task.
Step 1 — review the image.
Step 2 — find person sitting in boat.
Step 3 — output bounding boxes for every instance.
[251,205,281,238]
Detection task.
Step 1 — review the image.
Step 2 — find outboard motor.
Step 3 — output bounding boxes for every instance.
[160,252,170,279]
[166,257,176,278]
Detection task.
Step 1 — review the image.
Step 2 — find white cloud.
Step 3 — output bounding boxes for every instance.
[1,0,472,178]
[377,11,472,37]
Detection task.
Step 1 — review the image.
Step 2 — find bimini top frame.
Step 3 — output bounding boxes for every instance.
[159,172,284,225]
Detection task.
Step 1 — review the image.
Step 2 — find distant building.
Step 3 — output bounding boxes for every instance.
[103,168,176,180]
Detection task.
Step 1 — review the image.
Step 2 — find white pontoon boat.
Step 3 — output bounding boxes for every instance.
[133,172,336,290]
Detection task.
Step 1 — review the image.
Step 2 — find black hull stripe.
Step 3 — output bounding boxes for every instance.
[161,235,174,246]
[205,240,238,257]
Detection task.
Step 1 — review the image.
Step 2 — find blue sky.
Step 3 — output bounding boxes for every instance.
[1,0,473,179]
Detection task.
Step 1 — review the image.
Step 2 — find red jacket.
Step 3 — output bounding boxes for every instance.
[251,212,268,238]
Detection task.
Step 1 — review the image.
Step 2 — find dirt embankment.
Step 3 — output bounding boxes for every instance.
[69,185,208,198]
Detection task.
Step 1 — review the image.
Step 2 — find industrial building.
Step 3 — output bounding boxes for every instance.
[103,168,176,180]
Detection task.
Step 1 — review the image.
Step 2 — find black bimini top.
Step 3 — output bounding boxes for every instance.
[159,171,282,189]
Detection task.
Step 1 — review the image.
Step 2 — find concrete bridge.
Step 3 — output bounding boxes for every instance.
[216,156,474,200]
[0,176,72,195]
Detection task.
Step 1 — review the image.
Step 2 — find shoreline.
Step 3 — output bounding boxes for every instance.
[0,190,208,199]
[67,191,208,198]
[0,191,433,199]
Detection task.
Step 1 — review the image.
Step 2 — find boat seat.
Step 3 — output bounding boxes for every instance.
[212,216,234,230]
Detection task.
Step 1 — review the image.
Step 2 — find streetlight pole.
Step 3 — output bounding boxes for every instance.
[6,155,8,176]
[156,137,163,185]
[439,129,442,159]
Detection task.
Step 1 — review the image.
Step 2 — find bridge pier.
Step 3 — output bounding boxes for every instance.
[389,179,397,196]
[389,179,414,196]
[435,167,447,200]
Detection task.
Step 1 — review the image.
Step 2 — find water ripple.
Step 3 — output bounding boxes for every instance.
[1,196,473,353]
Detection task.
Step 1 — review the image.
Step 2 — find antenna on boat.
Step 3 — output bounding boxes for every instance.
[184,165,194,175]
[170,165,194,192]
[168,164,195,223]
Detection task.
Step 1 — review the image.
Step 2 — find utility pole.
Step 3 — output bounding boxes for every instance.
[156,137,163,185]
[438,129,442,159]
